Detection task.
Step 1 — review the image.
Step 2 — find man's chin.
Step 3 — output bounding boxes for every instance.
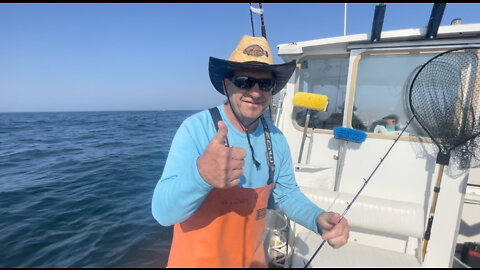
[243,110,266,122]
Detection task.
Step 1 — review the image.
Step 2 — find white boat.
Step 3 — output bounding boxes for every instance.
[263,7,480,268]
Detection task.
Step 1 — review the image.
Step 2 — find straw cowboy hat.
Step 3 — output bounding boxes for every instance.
[209,35,296,96]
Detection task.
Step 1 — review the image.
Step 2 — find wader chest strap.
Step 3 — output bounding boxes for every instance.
[208,107,275,184]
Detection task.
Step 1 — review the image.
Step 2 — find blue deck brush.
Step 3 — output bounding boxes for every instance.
[333,127,367,191]
[333,127,367,143]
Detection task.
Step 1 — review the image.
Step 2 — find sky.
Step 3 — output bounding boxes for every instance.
[1,3,480,112]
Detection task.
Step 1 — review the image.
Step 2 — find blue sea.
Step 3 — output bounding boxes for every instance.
[0,110,198,267]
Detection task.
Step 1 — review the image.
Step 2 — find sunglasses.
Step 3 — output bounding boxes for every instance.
[230,75,276,92]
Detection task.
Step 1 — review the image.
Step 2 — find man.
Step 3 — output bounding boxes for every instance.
[151,35,349,268]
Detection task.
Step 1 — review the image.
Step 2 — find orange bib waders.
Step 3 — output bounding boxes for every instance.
[167,184,275,268]
[167,108,276,267]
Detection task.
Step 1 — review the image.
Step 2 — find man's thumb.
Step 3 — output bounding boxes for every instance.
[213,120,228,145]
[328,212,341,225]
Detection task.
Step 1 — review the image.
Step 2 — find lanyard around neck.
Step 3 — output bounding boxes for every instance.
[208,107,275,185]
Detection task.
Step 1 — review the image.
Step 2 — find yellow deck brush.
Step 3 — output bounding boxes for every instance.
[292,92,328,164]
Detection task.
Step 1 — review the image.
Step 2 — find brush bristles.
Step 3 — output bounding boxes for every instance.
[292,92,328,111]
[334,127,367,143]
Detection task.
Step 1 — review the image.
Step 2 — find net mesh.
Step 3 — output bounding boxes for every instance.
[409,48,480,168]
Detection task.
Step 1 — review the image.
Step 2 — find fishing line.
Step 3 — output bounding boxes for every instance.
[249,3,255,37]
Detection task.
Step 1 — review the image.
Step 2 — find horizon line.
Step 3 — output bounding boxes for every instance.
[0,109,203,113]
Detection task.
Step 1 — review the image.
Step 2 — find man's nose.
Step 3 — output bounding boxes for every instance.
[248,83,266,97]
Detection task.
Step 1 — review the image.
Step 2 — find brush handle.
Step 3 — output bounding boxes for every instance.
[298,109,311,164]
[334,141,347,191]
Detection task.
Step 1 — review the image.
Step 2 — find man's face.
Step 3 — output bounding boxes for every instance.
[224,69,274,126]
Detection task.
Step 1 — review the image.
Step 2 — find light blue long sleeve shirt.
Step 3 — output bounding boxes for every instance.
[151,104,324,234]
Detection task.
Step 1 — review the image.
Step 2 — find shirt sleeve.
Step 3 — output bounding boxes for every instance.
[151,115,213,226]
[272,135,325,235]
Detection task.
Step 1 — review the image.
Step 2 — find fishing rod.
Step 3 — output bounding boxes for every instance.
[248,3,265,38]
[257,3,275,121]
[304,115,415,268]
[259,2,267,39]
[249,3,255,36]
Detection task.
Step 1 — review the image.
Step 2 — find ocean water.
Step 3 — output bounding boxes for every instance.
[0,110,197,267]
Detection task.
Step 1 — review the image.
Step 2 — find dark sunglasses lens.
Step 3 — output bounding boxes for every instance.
[258,79,275,91]
[231,76,275,92]
[232,76,253,89]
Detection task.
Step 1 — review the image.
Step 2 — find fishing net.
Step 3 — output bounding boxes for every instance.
[408,47,480,261]
[409,47,480,169]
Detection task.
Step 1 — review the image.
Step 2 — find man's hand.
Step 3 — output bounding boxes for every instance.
[317,212,349,249]
[197,120,247,189]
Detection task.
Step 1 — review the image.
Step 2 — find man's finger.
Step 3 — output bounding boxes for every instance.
[322,221,343,239]
[227,177,241,188]
[229,159,245,170]
[230,147,247,160]
[229,168,244,181]
[323,217,348,240]
[325,225,349,248]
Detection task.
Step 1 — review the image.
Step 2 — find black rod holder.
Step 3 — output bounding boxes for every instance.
[425,3,447,39]
[371,3,386,43]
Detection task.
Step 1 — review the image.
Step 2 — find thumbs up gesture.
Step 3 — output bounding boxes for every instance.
[197,121,247,189]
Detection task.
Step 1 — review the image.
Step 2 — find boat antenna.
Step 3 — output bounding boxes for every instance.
[249,3,255,36]
[344,3,347,36]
